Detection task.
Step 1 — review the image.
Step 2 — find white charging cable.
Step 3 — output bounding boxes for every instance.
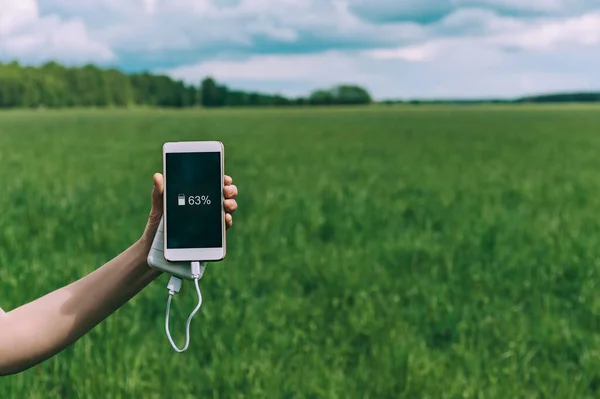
[164,261,206,353]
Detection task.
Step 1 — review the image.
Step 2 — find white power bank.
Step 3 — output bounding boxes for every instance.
[147,217,205,281]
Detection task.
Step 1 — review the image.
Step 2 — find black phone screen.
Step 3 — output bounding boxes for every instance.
[165,151,222,249]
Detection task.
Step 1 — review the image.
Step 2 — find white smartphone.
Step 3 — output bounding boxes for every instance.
[162,141,226,262]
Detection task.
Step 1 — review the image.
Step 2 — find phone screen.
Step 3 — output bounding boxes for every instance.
[165,151,222,249]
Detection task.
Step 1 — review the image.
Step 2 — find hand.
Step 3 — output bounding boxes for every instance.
[140,173,238,249]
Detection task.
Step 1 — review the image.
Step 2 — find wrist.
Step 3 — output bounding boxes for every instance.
[131,239,161,276]
[136,234,153,255]
[137,223,159,254]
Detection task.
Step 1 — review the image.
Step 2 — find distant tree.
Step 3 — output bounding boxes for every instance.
[516,92,600,103]
[200,77,228,107]
[330,84,372,104]
[309,89,333,105]
[293,97,307,106]
[308,84,372,105]
[273,94,290,106]
[183,85,196,107]
[225,90,247,106]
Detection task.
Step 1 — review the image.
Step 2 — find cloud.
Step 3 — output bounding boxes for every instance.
[39,0,428,63]
[348,0,600,24]
[367,11,600,60]
[32,0,600,69]
[459,0,597,15]
[347,0,455,24]
[142,0,157,14]
[166,51,378,87]
[492,12,600,50]
[1,0,599,98]
[0,0,114,64]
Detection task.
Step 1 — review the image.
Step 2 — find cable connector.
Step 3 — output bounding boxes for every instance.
[191,261,206,280]
[167,276,182,295]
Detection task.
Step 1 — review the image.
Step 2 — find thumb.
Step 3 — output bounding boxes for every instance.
[140,173,165,247]
[150,172,164,220]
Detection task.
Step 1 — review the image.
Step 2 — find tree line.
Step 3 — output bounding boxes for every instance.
[515,92,600,103]
[380,93,600,105]
[0,61,372,109]
[1,61,597,108]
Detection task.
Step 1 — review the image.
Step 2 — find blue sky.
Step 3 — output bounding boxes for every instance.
[0,0,599,100]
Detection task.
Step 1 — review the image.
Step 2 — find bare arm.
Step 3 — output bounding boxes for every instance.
[0,240,159,376]
[0,173,238,376]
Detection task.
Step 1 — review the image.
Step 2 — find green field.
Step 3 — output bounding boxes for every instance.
[1,105,600,398]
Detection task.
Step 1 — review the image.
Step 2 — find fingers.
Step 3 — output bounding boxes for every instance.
[223,176,236,230]
[224,199,237,213]
[224,184,238,199]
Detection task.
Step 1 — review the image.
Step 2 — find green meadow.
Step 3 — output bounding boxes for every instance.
[1,105,600,398]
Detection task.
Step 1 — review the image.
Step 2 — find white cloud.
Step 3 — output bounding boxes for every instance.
[31,0,600,67]
[491,12,600,50]
[0,0,114,64]
[142,0,157,14]
[367,10,600,62]
[166,51,378,84]
[367,43,438,62]
[1,0,599,99]
[0,0,39,34]
[457,0,587,14]
[40,0,428,55]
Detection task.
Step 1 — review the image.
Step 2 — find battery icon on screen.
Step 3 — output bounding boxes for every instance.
[178,194,186,206]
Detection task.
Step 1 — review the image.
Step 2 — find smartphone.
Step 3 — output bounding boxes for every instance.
[162,141,226,262]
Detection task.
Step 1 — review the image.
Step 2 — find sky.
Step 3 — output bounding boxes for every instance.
[0,0,599,100]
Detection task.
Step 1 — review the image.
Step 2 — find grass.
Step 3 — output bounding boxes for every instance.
[1,105,600,398]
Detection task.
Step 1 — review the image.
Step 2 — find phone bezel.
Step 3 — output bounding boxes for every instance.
[162,141,226,262]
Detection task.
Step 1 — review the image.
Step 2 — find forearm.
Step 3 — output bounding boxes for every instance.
[0,240,160,376]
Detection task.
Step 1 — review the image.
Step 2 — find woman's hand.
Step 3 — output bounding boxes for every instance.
[140,173,238,249]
